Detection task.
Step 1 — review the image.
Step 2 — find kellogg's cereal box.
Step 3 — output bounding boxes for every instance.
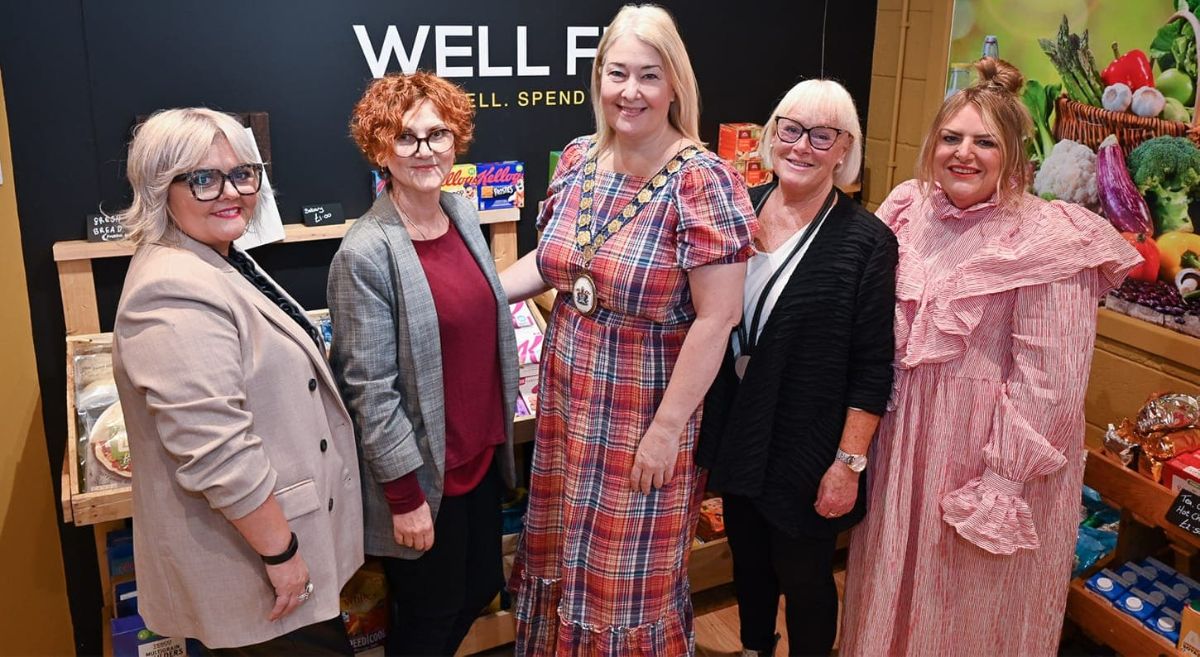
[441,163,478,206]
[476,161,525,210]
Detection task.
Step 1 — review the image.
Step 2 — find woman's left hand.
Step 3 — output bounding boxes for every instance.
[813,463,859,519]
[631,423,681,494]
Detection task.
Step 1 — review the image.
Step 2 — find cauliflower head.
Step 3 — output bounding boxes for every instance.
[1033,139,1098,207]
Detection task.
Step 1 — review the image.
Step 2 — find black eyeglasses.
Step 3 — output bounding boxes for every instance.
[775,116,845,151]
[172,163,264,201]
[395,128,455,157]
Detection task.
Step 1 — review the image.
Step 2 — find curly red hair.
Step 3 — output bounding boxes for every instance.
[350,72,475,168]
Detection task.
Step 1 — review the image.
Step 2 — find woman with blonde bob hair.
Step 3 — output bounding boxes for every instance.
[113,107,364,654]
[699,78,895,657]
[839,59,1140,656]
[502,4,757,655]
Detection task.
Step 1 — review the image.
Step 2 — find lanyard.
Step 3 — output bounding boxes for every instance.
[736,188,836,356]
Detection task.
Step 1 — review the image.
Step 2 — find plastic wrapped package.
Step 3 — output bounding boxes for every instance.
[71,338,130,492]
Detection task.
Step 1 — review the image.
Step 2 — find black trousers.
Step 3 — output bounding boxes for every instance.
[200,616,354,656]
[722,494,838,657]
[382,463,503,656]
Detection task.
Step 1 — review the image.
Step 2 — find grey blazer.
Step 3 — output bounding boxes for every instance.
[327,191,518,559]
[113,233,364,648]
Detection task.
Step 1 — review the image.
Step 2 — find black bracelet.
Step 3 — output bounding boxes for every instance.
[261,532,298,565]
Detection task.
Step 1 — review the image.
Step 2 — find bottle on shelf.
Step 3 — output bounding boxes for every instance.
[982,35,999,60]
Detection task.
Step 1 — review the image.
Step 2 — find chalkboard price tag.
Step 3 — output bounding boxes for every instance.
[1167,480,1200,537]
[302,202,345,227]
[86,214,126,242]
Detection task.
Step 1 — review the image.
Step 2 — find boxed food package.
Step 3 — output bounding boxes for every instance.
[442,164,479,207]
[733,157,773,187]
[696,496,725,542]
[1181,599,1200,654]
[340,560,388,655]
[441,161,525,211]
[111,615,199,657]
[718,123,762,162]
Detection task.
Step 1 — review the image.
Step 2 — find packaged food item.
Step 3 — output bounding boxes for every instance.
[1104,421,1140,467]
[1156,579,1190,613]
[1181,599,1200,655]
[475,161,525,210]
[340,560,388,654]
[1085,569,1128,603]
[1138,393,1200,434]
[1146,607,1183,644]
[111,614,200,657]
[1145,556,1182,584]
[696,496,725,542]
[732,157,773,187]
[442,163,478,206]
[72,339,132,492]
[1165,450,1200,491]
[1115,588,1160,622]
[718,123,762,162]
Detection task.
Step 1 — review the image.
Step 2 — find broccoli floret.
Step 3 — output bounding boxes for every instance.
[1127,135,1200,234]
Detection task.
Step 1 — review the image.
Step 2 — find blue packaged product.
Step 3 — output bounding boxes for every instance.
[1114,591,1157,622]
[1117,562,1157,589]
[1111,565,1140,590]
[1177,573,1200,599]
[1143,557,1180,582]
[1144,607,1182,644]
[1086,569,1128,603]
[1155,580,1189,613]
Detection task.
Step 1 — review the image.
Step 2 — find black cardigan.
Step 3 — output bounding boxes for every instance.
[696,183,898,539]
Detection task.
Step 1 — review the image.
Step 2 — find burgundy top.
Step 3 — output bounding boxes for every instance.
[382,222,506,514]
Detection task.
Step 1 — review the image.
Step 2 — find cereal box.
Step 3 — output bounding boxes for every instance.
[441,163,478,206]
[718,123,762,163]
[476,161,525,210]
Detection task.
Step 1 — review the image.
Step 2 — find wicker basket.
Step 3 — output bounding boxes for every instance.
[1053,7,1200,153]
[1053,95,1200,153]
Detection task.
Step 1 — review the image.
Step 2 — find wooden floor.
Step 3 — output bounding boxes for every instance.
[475,571,846,656]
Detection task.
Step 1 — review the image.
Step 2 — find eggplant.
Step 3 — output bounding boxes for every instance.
[1097,135,1153,233]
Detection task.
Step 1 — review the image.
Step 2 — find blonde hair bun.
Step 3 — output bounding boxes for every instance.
[973,57,1024,95]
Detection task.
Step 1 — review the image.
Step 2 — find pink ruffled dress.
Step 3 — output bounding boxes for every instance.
[840,181,1141,656]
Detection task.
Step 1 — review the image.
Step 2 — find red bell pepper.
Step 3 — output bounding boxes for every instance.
[1102,42,1155,91]
[1122,232,1161,282]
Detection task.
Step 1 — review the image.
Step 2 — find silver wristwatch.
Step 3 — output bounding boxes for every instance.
[835,448,868,473]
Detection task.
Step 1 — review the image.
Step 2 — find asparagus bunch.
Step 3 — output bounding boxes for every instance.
[1038,15,1106,106]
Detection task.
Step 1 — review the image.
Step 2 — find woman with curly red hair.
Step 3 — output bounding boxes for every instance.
[327,72,518,656]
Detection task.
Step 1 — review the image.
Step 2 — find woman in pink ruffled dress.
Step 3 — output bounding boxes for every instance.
[840,58,1141,656]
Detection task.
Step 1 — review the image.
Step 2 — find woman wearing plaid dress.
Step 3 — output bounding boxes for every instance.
[501,5,757,655]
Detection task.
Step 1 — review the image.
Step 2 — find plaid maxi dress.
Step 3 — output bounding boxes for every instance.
[510,136,756,656]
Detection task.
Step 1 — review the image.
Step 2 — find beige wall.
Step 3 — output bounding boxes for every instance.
[0,68,75,655]
[863,0,954,209]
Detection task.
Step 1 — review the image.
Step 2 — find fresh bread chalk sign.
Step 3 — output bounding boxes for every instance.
[1167,480,1200,538]
[302,202,345,227]
[86,214,126,242]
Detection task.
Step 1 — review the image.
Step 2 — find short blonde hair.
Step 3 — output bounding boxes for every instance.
[119,108,266,246]
[915,58,1031,206]
[590,4,701,155]
[760,79,863,188]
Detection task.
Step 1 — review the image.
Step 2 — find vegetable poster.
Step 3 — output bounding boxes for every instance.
[948,0,1200,337]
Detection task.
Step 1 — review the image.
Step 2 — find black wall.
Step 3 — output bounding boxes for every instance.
[0,1,876,652]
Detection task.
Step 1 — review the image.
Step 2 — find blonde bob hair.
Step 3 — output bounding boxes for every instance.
[915,57,1031,206]
[760,79,863,188]
[590,4,702,154]
[119,108,267,246]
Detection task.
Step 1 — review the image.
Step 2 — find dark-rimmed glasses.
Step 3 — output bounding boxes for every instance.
[395,128,455,157]
[172,163,264,202]
[775,117,845,151]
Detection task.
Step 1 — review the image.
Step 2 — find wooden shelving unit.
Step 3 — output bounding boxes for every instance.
[1065,446,1199,655]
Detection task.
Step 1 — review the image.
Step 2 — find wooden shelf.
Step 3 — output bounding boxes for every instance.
[1097,308,1200,373]
[52,208,521,263]
[1066,579,1180,656]
[1084,446,1200,550]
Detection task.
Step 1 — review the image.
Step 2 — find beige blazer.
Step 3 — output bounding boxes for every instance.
[112,233,364,649]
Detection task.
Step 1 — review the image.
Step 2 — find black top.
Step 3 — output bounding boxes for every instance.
[696,183,898,539]
[223,248,325,352]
